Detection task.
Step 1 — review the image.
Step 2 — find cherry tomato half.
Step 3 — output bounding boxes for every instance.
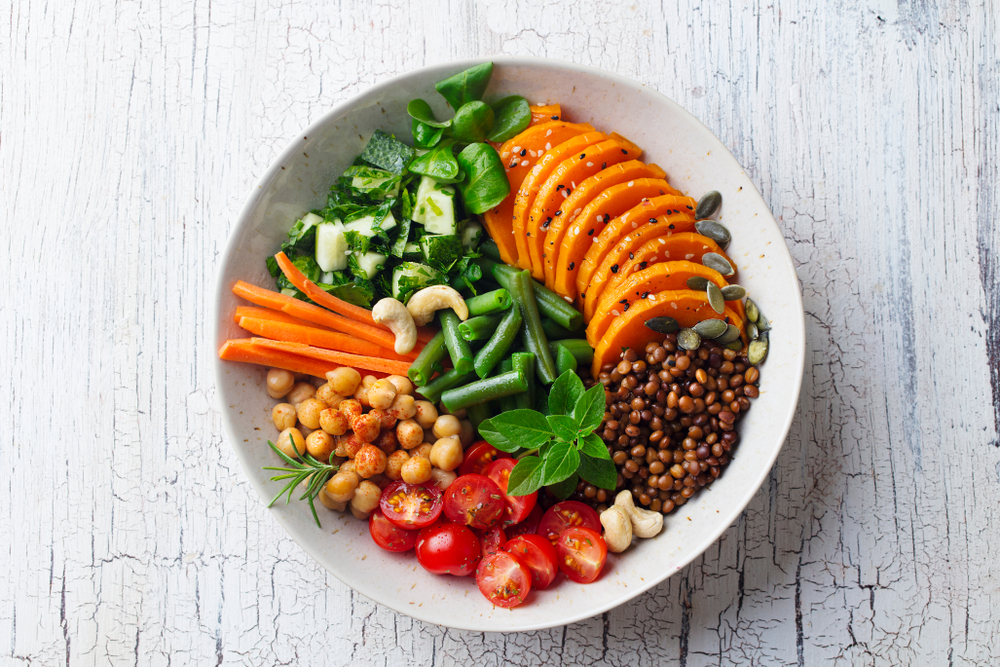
[477,525,507,559]
[369,509,418,552]
[476,551,532,608]
[458,441,511,477]
[556,527,607,583]
[379,480,443,530]
[415,523,481,576]
[483,458,538,527]
[538,500,602,547]
[506,504,543,539]
[442,474,505,530]
[503,534,558,589]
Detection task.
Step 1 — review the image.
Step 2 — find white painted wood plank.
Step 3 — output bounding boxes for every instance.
[2,0,999,664]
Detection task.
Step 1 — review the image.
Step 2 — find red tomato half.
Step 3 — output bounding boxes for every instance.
[380,481,443,529]
[538,500,601,547]
[503,534,558,589]
[442,474,505,529]
[477,525,507,559]
[484,458,538,527]
[458,441,511,477]
[476,551,532,608]
[415,523,481,576]
[369,509,418,552]
[556,527,607,583]
[506,504,543,539]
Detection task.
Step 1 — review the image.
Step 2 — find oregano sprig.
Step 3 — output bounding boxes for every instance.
[263,441,339,528]
[478,370,617,499]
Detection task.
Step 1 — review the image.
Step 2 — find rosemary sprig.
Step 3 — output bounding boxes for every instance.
[263,440,339,528]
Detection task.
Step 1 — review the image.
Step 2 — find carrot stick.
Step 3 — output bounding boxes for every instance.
[231,281,397,350]
[249,338,413,376]
[233,306,335,330]
[219,339,337,378]
[274,252,383,327]
[238,316,417,361]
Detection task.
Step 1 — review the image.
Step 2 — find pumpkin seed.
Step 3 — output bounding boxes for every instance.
[702,252,734,276]
[725,340,743,351]
[715,323,741,345]
[706,282,725,313]
[747,321,759,340]
[756,310,771,332]
[694,219,731,248]
[695,190,722,219]
[677,328,701,350]
[720,285,746,301]
[748,338,769,365]
[686,276,709,291]
[745,298,760,323]
[693,319,728,339]
[645,316,679,334]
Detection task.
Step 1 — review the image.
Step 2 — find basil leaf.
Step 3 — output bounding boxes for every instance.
[577,453,617,490]
[542,440,580,485]
[547,369,585,417]
[487,95,531,143]
[455,143,510,215]
[572,384,606,435]
[506,456,545,496]
[546,414,578,443]
[479,410,553,452]
[406,98,452,129]
[547,473,579,501]
[578,432,610,459]
[408,139,464,183]
[435,62,493,110]
[412,118,444,149]
[451,101,495,144]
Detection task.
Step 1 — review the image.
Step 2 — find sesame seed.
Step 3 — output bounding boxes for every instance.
[602,162,607,169]
[593,237,598,243]
[529,150,537,157]
[521,160,529,167]
[632,222,638,229]
[628,252,634,259]
[612,309,620,316]
[649,217,657,223]
[668,224,675,229]
[546,130,552,136]
[545,142,552,149]
[571,181,576,189]
[596,215,604,223]
[623,303,630,311]
[611,265,619,273]
[555,210,562,216]
[586,162,593,167]
[556,184,564,190]
[658,238,666,244]
[520,149,527,156]
[588,229,595,236]
[512,146,521,153]
[568,262,575,270]
[561,190,569,198]
[685,253,694,259]
[573,208,581,215]
[628,181,634,187]
[580,153,586,159]
[621,148,628,154]
[671,303,678,310]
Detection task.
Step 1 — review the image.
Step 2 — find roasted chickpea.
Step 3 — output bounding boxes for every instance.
[297,398,325,430]
[370,473,392,490]
[276,428,306,458]
[433,415,461,439]
[413,401,438,430]
[413,443,433,460]
[318,488,347,511]
[386,375,414,395]
[368,379,398,410]
[396,419,424,450]
[272,403,297,431]
[266,369,295,399]
[325,367,362,396]
[325,470,359,502]
[439,403,467,420]
[286,382,316,406]
[385,450,409,480]
[429,436,463,471]
[339,399,363,423]
[458,420,475,448]
[354,383,369,407]
[387,394,417,421]
[373,429,398,455]
[306,430,335,460]
[319,408,349,436]
[401,456,432,485]
[370,408,396,430]
[429,467,457,491]
[335,434,364,459]
[350,480,381,514]
[315,382,340,406]
[352,413,381,443]
[362,375,378,388]
[354,444,387,478]
[339,460,357,476]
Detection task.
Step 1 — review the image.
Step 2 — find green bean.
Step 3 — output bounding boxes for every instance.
[541,317,576,340]
[549,339,595,365]
[407,330,447,386]
[480,239,503,262]
[511,352,536,410]
[473,304,522,379]
[496,359,518,412]
[554,345,577,375]
[418,368,474,405]
[465,289,512,316]
[466,402,494,429]
[480,259,584,331]
[440,370,528,412]
[439,310,474,374]
[511,270,558,384]
[459,314,504,341]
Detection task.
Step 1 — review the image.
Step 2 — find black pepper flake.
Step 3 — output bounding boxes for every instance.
[611,264,619,273]
[659,189,666,195]
[639,261,648,269]
[668,224,675,229]
[520,149,527,156]
[602,162,607,169]
[555,210,562,216]
[620,299,628,304]
[621,149,628,154]
[556,184,564,190]
[649,217,657,223]
[686,205,693,209]
[587,229,595,236]
[623,303,630,311]
[546,216,553,224]
[641,291,650,298]
[551,115,559,120]
[569,262,575,270]
[580,153,586,159]
[526,232,531,237]
[542,220,550,229]
[629,252,634,260]
[509,161,518,168]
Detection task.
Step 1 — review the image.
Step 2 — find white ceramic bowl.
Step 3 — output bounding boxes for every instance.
[213,57,805,632]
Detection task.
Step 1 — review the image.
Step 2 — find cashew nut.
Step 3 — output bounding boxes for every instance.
[372,298,418,355]
[600,505,633,553]
[405,285,469,326]
[615,490,664,539]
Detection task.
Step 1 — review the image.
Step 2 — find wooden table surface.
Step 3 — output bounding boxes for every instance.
[5,1,999,664]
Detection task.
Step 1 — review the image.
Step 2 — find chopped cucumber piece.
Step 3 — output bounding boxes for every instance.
[315,220,349,272]
[392,262,444,303]
[420,234,461,271]
[345,211,397,237]
[346,165,400,198]
[462,221,483,249]
[354,251,387,279]
[402,242,423,262]
[412,176,457,235]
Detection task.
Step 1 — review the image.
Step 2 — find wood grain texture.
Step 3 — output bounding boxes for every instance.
[3,0,999,664]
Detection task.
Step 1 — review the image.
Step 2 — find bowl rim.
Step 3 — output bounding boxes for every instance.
[213,54,806,631]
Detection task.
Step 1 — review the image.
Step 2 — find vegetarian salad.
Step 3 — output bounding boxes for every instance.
[219,63,773,609]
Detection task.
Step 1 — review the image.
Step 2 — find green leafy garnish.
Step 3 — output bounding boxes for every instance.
[359,129,415,174]
[488,95,532,143]
[407,98,452,129]
[451,101,495,143]
[455,143,511,215]
[478,370,616,497]
[435,62,493,110]
[263,441,339,528]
